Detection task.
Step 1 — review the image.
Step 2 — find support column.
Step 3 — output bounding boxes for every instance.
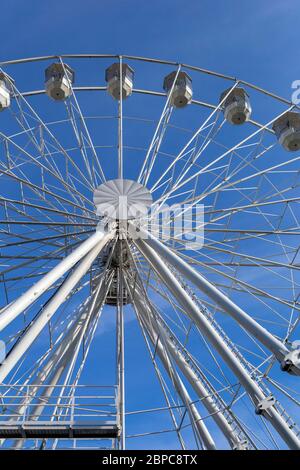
[116,252,125,449]
[131,289,244,450]
[11,271,113,449]
[0,229,112,331]
[131,295,217,449]
[134,237,300,450]
[131,225,290,362]
[0,230,114,383]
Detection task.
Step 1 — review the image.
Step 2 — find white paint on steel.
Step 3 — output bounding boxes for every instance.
[133,225,290,361]
[0,230,114,382]
[134,237,300,450]
[93,179,152,220]
[0,230,110,331]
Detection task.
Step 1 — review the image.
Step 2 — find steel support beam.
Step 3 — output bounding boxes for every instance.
[0,299,91,447]
[116,269,125,450]
[131,294,217,449]
[131,226,290,362]
[0,231,114,383]
[9,271,114,448]
[47,271,116,451]
[0,229,112,331]
[130,289,245,450]
[133,237,300,449]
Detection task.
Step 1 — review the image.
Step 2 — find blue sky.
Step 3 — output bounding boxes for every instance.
[0,0,300,450]
[1,0,300,98]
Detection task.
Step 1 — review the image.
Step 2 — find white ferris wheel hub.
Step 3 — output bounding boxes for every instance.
[93,178,153,221]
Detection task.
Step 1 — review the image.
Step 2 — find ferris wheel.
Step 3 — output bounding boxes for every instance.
[0,54,299,450]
